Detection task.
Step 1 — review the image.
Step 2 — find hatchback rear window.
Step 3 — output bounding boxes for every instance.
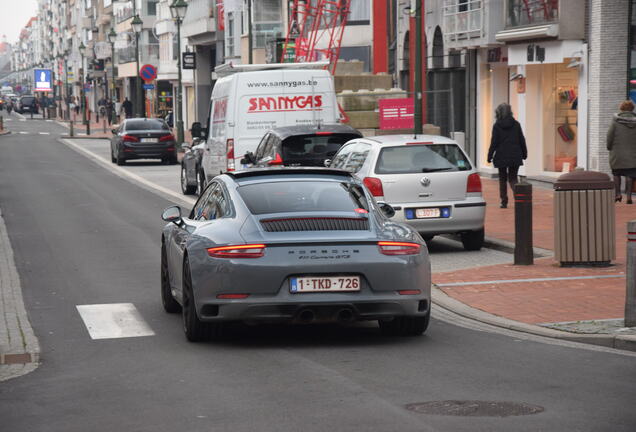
[375,144,471,174]
[281,134,359,165]
[238,181,370,215]
[125,119,169,131]
[21,97,35,104]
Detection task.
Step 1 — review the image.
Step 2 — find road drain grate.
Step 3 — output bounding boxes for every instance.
[405,400,544,417]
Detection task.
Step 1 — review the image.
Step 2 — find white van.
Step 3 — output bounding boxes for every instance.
[200,65,340,180]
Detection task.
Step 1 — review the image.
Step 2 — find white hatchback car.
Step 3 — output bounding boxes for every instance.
[329,135,486,250]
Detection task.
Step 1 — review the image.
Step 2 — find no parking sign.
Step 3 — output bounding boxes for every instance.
[139,64,157,82]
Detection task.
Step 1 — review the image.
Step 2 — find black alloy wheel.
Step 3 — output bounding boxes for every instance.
[182,256,221,342]
[116,146,126,166]
[461,228,485,251]
[379,310,430,337]
[161,243,181,313]
[180,164,196,195]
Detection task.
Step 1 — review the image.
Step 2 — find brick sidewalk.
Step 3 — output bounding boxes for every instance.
[435,177,633,326]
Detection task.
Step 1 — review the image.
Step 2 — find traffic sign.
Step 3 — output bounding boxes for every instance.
[182,52,196,70]
[139,64,157,82]
[143,83,155,90]
[34,69,53,92]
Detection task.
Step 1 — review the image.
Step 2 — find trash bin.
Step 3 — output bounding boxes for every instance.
[47,107,56,119]
[554,170,615,266]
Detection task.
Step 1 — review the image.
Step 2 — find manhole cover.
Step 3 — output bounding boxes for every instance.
[405,400,544,417]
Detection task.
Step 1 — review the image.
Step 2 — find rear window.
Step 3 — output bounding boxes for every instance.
[21,97,35,104]
[125,119,169,131]
[238,181,370,215]
[281,134,359,165]
[375,144,472,174]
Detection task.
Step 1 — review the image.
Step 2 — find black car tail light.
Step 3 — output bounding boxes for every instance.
[122,134,139,142]
[159,134,175,142]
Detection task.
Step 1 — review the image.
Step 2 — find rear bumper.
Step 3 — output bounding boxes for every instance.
[122,143,176,160]
[389,199,486,235]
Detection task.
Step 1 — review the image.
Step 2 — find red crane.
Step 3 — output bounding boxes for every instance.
[281,0,351,76]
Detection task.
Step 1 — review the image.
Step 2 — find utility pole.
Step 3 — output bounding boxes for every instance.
[413,0,422,135]
[247,0,253,64]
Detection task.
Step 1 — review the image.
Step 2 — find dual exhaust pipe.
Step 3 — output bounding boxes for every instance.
[297,308,355,323]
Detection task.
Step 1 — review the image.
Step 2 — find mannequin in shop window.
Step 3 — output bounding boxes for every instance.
[607,100,636,204]
[487,103,528,209]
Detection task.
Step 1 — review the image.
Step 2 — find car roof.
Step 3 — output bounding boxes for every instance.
[224,167,353,181]
[359,134,458,147]
[267,124,362,140]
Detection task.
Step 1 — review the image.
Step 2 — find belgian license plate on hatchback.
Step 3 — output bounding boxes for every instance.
[141,138,157,143]
[415,208,441,218]
[290,276,360,293]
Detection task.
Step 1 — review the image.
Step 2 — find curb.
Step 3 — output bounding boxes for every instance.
[0,208,40,366]
[60,135,111,140]
[432,285,636,352]
[483,236,553,258]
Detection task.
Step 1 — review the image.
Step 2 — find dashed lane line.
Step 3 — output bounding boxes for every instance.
[39,132,50,135]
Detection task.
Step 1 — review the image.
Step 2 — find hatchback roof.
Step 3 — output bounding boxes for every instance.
[268,124,362,140]
[362,134,458,146]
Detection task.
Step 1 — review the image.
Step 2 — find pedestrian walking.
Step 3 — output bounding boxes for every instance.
[106,99,114,125]
[607,100,636,204]
[122,97,133,118]
[487,103,528,208]
[73,96,80,116]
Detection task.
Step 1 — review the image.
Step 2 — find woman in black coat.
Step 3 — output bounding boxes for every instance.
[487,103,528,208]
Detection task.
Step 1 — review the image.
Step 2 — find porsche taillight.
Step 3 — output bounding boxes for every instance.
[207,244,266,258]
[377,241,421,256]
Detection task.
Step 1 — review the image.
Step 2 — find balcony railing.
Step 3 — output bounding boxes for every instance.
[444,0,484,42]
[117,44,160,64]
[506,0,558,28]
[181,0,215,37]
[115,0,135,24]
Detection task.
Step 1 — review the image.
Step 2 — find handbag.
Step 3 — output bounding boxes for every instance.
[557,118,575,142]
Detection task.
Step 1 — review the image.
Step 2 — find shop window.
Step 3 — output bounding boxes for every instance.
[542,63,578,173]
[630,0,636,102]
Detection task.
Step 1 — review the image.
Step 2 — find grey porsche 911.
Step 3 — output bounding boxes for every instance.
[161,168,431,341]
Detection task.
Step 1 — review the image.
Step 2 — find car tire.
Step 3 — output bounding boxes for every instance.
[379,311,430,337]
[422,235,435,243]
[182,256,221,342]
[116,149,126,166]
[181,164,196,195]
[170,155,178,165]
[461,228,485,251]
[196,169,206,196]
[161,243,181,313]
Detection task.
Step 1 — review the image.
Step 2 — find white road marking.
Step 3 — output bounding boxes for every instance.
[46,120,53,122]
[19,119,26,122]
[76,303,155,340]
[39,132,50,135]
[19,131,28,134]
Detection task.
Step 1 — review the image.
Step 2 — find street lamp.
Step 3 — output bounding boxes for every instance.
[108,28,118,124]
[79,42,87,128]
[131,14,144,118]
[170,0,188,146]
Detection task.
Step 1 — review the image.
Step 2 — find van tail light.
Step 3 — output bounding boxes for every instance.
[363,177,384,197]
[159,134,175,142]
[207,244,266,258]
[268,152,283,165]
[466,173,482,193]
[122,134,139,142]
[378,241,421,256]
[226,139,235,171]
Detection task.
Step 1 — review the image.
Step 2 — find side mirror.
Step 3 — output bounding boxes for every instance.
[161,206,182,225]
[377,202,395,218]
[240,151,255,165]
[191,122,202,138]
[323,158,332,167]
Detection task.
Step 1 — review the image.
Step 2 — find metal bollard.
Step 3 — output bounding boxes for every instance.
[103,119,107,133]
[514,181,534,265]
[626,220,636,327]
[0,115,3,131]
[69,119,74,137]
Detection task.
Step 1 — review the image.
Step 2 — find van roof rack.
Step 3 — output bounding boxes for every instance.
[214,61,329,77]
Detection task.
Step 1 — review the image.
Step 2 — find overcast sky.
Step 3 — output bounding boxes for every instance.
[3,0,38,44]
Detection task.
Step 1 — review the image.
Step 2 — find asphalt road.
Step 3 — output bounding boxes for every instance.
[0,116,635,432]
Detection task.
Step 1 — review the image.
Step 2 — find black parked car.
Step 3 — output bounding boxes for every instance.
[110,118,178,165]
[17,95,38,114]
[241,124,362,168]
[180,138,206,195]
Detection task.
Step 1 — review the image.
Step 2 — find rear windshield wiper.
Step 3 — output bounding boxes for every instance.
[420,167,453,173]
